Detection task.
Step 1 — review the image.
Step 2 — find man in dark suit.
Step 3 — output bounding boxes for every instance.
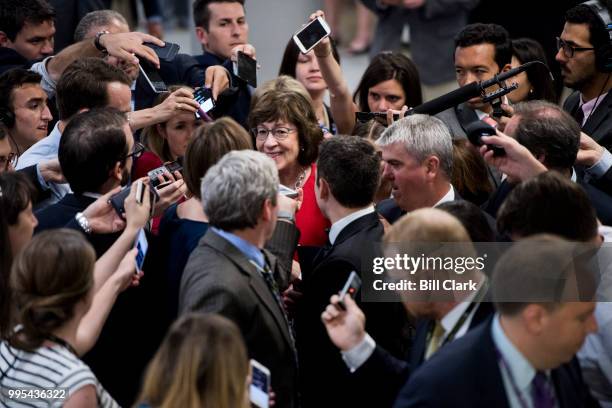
[558,3,612,152]
[394,235,599,408]
[321,208,493,408]
[294,137,410,407]
[485,100,612,224]
[192,0,252,126]
[179,150,300,408]
[375,114,457,224]
[435,23,512,139]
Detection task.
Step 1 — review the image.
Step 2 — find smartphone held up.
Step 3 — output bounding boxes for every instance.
[293,16,331,54]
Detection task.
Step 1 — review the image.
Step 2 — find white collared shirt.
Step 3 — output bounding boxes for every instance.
[492,314,557,408]
[579,92,609,126]
[328,206,376,245]
[433,185,455,208]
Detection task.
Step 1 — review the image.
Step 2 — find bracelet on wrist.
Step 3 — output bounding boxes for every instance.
[75,212,92,234]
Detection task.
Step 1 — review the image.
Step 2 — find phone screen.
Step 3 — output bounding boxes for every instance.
[295,18,329,52]
[194,87,214,119]
[250,360,270,408]
[139,59,168,93]
[234,51,257,87]
[134,229,148,273]
[144,41,180,61]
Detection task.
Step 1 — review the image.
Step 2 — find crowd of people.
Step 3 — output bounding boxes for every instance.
[1,0,612,407]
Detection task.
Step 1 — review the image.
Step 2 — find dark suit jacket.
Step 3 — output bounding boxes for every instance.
[295,212,411,407]
[393,317,599,408]
[194,51,251,127]
[357,302,494,408]
[179,228,298,408]
[564,90,612,152]
[34,192,168,406]
[34,193,119,257]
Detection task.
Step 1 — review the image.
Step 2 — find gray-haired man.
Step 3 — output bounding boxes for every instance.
[179,150,299,408]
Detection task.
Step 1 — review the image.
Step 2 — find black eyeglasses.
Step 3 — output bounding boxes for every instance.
[0,152,17,171]
[556,37,595,58]
[125,142,145,160]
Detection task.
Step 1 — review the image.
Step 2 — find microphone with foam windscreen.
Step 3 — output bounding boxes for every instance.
[464,121,506,157]
[407,61,541,116]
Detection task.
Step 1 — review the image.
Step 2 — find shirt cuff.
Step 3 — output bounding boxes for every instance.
[341,333,376,373]
[30,56,57,98]
[35,164,50,191]
[586,149,612,179]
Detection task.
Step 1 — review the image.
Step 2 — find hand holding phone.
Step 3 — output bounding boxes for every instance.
[338,271,361,310]
[144,41,180,61]
[148,160,183,188]
[250,359,271,408]
[293,16,331,54]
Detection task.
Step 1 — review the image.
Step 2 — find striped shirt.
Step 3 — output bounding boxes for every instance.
[0,341,119,407]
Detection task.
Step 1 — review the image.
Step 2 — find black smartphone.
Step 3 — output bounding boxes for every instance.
[193,87,215,119]
[144,41,180,62]
[147,160,183,188]
[233,51,257,87]
[338,271,361,310]
[139,59,168,93]
[109,187,131,218]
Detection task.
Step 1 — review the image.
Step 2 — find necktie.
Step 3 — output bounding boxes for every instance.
[573,105,585,127]
[424,320,445,360]
[257,261,296,343]
[482,116,498,128]
[531,371,556,408]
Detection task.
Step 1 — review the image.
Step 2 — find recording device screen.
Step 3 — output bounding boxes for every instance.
[148,160,183,188]
[194,87,215,119]
[233,51,257,87]
[134,228,148,273]
[250,359,270,408]
[338,271,361,310]
[294,17,330,53]
[139,59,168,93]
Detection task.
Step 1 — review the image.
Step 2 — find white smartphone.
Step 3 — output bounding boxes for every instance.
[279,184,298,199]
[134,228,148,273]
[249,359,270,408]
[293,16,331,54]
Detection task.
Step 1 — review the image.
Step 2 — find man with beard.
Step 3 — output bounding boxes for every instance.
[559,1,612,150]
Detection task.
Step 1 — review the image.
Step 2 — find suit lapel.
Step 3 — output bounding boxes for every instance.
[332,212,381,247]
[203,231,295,350]
[582,91,612,141]
[474,320,512,408]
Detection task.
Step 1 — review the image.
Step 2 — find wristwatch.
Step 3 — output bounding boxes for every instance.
[94,30,110,52]
[277,210,296,223]
[75,212,92,234]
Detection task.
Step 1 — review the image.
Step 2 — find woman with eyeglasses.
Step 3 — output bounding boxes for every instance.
[249,88,329,247]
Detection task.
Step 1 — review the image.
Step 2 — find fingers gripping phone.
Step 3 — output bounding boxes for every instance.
[147,160,183,188]
[250,359,271,408]
[338,271,362,310]
[293,16,331,54]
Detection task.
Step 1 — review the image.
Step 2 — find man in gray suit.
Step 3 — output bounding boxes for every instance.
[361,0,477,86]
[179,150,299,408]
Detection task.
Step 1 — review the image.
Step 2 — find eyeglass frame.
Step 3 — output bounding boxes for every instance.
[0,152,17,171]
[124,142,146,160]
[251,126,297,141]
[556,37,595,58]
